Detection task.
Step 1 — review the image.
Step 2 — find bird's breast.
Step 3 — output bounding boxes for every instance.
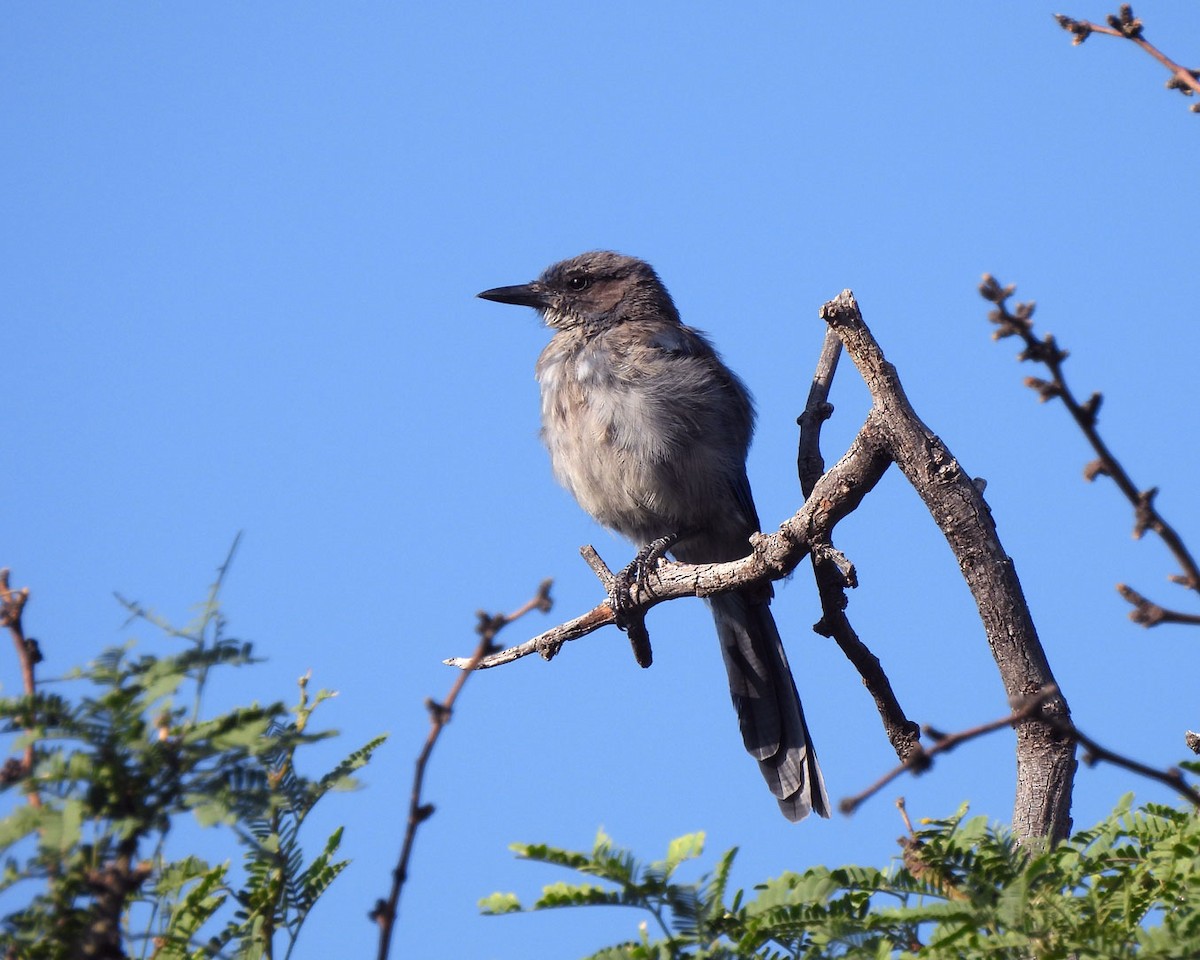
[535,337,684,540]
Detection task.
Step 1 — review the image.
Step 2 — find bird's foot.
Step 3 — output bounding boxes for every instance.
[632,533,678,589]
[613,533,676,614]
[609,533,679,669]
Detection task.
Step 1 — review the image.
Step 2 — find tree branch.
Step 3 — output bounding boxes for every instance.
[822,290,1075,842]
[0,568,41,808]
[796,326,844,491]
[446,425,893,670]
[981,274,1200,625]
[373,580,552,960]
[840,688,1059,815]
[1055,5,1200,111]
[842,685,1200,815]
[1117,584,1200,628]
[1068,719,1200,807]
[797,328,921,764]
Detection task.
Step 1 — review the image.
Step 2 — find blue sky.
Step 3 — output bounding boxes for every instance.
[4,3,1200,957]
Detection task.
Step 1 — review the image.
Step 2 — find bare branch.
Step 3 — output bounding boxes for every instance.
[444,599,610,670]
[844,686,1200,815]
[840,688,1058,816]
[1055,6,1200,111]
[796,326,843,491]
[982,274,1200,622]
[824,289,1075,842]
[797,328,921,763]
[446,425,893,670]
[1067,718,1200,807]
[373,580,553,960]
[0,568,41,808]
[1116,584,1200,628]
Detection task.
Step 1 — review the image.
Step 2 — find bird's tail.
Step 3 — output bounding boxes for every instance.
[709,591,829,821]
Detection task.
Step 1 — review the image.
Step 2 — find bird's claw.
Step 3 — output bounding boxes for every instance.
[630,533,678,592]
[609,533,679,669]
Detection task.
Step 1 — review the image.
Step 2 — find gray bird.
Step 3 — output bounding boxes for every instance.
[479,251,829,821]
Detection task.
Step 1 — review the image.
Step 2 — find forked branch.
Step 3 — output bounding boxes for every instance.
[1055,5,1200,111]
[797,328,920,764]
[822,291,1074,842]
[843,684,1200,815]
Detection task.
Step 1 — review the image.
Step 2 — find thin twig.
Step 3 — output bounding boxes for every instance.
[841,684,1200,815]
[1055,6,1200,111]
[1117,584,1200,627]
[0,568,41,808]
[839,687,1058,815]
[1066,718,1200,807]
[981,274,1200,626]
[796,326,843,491]
[372,580,552,960]
[796,328,920,763]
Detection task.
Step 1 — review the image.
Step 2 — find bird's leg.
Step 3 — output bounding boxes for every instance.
[609,532,683,669]
[616,532,679,607]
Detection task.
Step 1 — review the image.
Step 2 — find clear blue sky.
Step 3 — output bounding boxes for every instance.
[4,4,1199,957]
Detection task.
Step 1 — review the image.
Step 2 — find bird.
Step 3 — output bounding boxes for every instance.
[478,251,829,821]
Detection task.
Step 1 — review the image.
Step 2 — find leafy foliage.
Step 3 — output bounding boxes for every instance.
[0,552,385,959]
[484,797,1200,958]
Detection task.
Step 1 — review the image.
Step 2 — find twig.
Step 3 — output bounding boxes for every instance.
[981,275,1200,626]
[372,580,552,960]
[1117,584,1200,627]
[1066,717,1200,807]
[796,326,843,491]
[0,568,41,808]
[842,685,1200,815]
[443,600,611,670]
[796,328,921,763]
[1055,6,1200,111]
[839,687,1058,815]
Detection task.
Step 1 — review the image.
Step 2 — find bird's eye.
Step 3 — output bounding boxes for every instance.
[567,275,591,291]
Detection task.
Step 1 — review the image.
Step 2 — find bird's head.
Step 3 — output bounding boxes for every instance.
[478,251,680,331]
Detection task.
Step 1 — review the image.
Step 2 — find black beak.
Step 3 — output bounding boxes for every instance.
[477,282,550,309]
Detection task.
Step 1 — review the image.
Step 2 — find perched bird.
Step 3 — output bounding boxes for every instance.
[478,251,829,821]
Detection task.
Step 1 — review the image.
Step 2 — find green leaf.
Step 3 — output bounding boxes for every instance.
[653,831,705,879]
[0,803,47,851]
[190,797,238,828]
[42,798,84,855]
[534,881,625,909]
[308,733,389,808]
[479,891,523,915]
[155,856,221,896]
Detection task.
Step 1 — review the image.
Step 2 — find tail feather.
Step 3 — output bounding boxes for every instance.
[710,592,829,822]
